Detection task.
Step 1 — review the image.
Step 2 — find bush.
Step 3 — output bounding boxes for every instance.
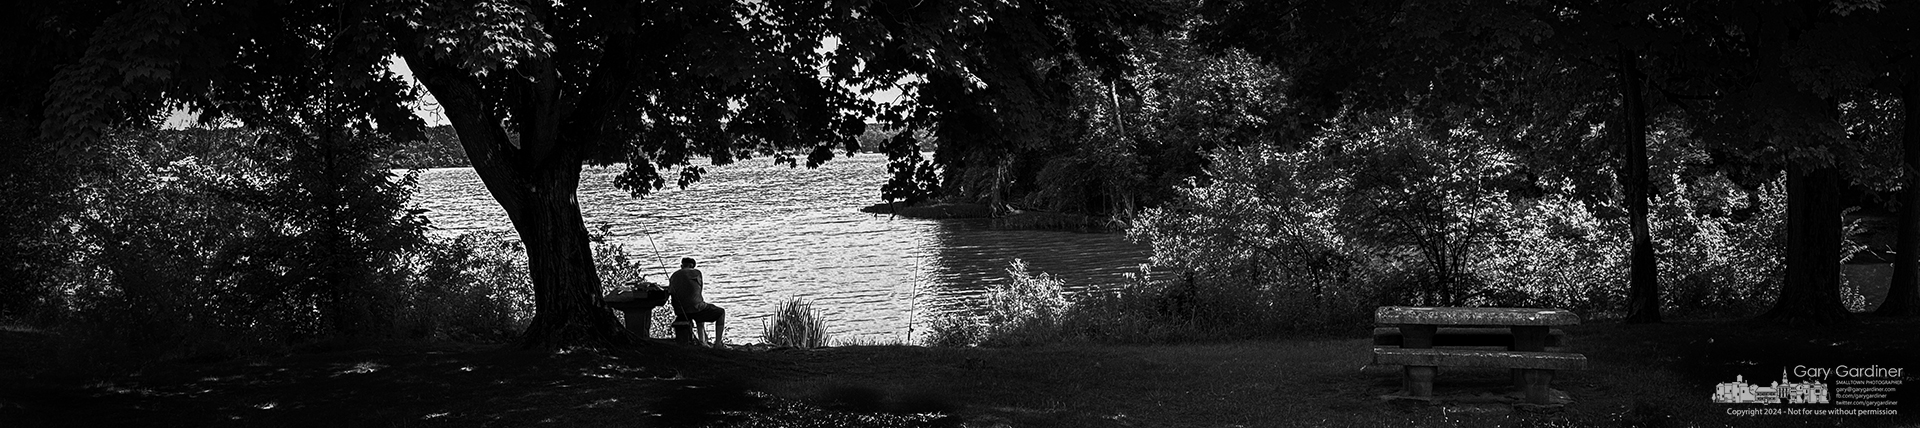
[924,313,983,348]
[763,297,832,348]
[1042,265,1190,343]
[21,126,553,371]
[1648,174,1786,318]
[393,231,532,343]
[926,259,1074,346]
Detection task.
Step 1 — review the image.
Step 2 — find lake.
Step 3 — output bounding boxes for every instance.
[409,154,1153,344]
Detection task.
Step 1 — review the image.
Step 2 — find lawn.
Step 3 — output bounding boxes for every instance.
[1,319,1914,427]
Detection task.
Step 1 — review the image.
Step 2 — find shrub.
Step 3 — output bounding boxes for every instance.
[926,259,1075,346]
[32,126,551,370]
[591,223,671,289]
[393,231,532,343]
[1043,267,1187,343]
[1650,174,1786,318]
[763,297,832,348]
[923,313,983,347]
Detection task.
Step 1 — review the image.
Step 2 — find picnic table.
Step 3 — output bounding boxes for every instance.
[604,286,670,338]
[1371,306,1588,405]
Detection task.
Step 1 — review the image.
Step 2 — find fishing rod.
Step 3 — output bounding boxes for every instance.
[643,231,672,280]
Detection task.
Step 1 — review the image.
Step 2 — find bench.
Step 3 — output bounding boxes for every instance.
[1371,306,1589,405]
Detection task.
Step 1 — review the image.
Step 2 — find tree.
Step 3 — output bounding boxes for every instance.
[390,0,1168,348]
[43,0,1170,350]
[384,1,826,349]
[1720,1,1872,325]
[1036,28,1287,218]
[1323,113,1524,307]
[1515,0,1896,324]
[845,1,1177,213]
[0,1,127,324]
[1887,78,1920,316]
[1866,3,1920,317]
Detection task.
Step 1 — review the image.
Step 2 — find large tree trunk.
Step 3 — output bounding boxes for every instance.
[1767,162,1853,325]
[503,162,636,350]
[1882,80,1920,317]
[397,46,639,351]
[1620,48,1661,324]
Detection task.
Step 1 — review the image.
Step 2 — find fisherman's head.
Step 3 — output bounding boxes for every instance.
[681,257,697,268]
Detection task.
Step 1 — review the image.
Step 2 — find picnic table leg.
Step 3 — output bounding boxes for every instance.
[1520,369,1554,404]
[1510,326,1550,403]
[617,309,651,339]
[1405,366,1436,398]
[1399,324,1437,399]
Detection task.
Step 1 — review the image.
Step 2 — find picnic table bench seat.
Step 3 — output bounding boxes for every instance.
[1372,348,1589,371]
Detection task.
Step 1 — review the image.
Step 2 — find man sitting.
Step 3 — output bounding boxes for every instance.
[668,257,726,347]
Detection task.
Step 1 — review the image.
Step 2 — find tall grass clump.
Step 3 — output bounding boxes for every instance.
[764,297,832,348]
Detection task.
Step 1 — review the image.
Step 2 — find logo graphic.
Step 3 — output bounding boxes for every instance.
[1712,367,1829,404]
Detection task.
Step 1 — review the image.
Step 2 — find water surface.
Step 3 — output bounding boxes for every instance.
[411,154,1151,343]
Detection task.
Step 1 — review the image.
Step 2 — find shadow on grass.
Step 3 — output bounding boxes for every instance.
[3,318,1915,427]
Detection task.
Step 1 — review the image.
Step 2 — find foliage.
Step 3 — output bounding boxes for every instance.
[1132,111,1507,323]
[388,126,468,169]
[928,134,1795,348]
[34,125,542,365]
[844,1,1180,209]
[1320,113,1527,306]
[1019,30,1287,218]
[0,2,118,326]
[1647,175,1789,317]
[926,259,1073,347]
[879,131,943,205]
[763,298,832,349]
[589,224,665,290]
[0,122,76,325]
[396,231,534,343]
[922,314,982,348]
[1124,105,1797,330]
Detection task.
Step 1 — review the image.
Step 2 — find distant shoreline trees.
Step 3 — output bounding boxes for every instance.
[391,124,926,171]
[388,126,467,170]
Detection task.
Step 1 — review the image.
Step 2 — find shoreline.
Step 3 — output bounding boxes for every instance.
[860,202,1125,232]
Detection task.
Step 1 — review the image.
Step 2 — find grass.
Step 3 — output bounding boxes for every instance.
[764,298,832,349]
[2,318,1915,427]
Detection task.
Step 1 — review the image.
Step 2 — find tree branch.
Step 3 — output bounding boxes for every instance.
[391,34,528,215]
